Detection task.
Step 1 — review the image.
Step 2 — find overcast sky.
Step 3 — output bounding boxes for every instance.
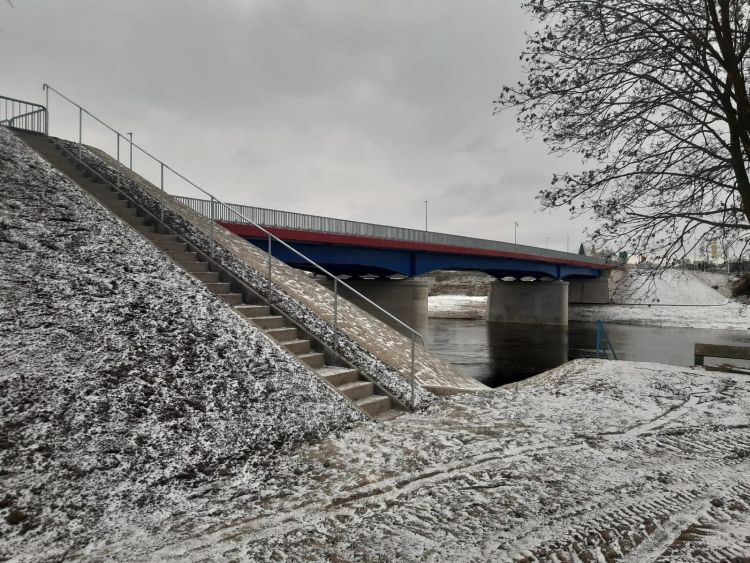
[1,1,589,251]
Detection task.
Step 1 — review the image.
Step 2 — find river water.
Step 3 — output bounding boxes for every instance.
[427,318,750,388]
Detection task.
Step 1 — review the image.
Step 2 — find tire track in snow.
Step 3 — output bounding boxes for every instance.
[510,439,750,563]
[119,440,589,559]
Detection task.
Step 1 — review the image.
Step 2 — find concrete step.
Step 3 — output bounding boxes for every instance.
[356,395,391,417]
[251,315,284,329]
[235,305,271,318]
[219,293,244,306]
[204,282,232,295]
[121,214,148,227]
[83,170,105,183]
[147,233,179,243]
[167,251,198,262]
[179,261,209,272]
[298,352,325,368]
[284,339,311,355]
[155,241,187,252]
[134,224,156,235]
[318,367,359,386]
[265,327,297,342]
[338,380,374,401]
[191,271,220,283]
[98,198,133,213]
[86,184,117,198]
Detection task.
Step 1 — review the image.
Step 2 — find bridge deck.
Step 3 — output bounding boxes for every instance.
[175,197,611,279]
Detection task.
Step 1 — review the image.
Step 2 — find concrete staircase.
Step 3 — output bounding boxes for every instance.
[14,131,402,420]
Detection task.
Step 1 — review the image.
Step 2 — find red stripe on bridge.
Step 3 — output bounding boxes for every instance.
[220,222,612,271]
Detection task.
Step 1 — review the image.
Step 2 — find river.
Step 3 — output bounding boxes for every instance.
[426,318,750,388]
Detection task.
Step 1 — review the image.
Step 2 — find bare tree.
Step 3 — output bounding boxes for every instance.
[496,0,750,270]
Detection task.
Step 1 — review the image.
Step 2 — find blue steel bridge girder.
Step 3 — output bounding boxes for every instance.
[245,238,603,280]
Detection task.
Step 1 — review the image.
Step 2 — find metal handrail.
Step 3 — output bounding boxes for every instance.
[42,83,423,407]
[595,320,618,360]
[0,94,47,134]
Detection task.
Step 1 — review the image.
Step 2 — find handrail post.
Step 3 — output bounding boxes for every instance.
[209,196,215,258]
[116,133,120,190]
[160,163,165,222]
[333,277,338,352]
[267,235,272,305]
[410,333,416,409]
[43,84,49,135]
[128,132,133,169]
[78,107,82,158]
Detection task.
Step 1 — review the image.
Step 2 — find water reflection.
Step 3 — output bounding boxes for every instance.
[484,323,568,386]
[427,318,750,388]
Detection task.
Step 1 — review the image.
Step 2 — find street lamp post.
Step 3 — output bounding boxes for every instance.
[424,200,428,231]
[514,221,519,246]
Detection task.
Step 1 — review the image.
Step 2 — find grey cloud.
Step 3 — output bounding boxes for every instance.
[1,0,589,249]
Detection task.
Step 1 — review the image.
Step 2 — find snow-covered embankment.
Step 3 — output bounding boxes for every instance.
[0,128,361,559]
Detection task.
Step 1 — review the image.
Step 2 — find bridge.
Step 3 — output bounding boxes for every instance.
[3,84,613,339]
[176,196,614,332]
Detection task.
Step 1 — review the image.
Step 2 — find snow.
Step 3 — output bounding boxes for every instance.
[429,294,487,319]
[0,127,364,559]
[611,269,729,305]
[75,359,750,562]
[575,269,750,330]
[570,301,750,330]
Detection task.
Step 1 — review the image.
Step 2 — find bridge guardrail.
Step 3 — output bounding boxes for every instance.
[173,195,609,268]
[39,84,424,408]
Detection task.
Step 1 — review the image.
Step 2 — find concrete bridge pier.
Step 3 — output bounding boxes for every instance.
[321,278,430,339]
[486,280,569,326]
[568,271,611,304]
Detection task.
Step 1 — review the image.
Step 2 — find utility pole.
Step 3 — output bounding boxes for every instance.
[424,200,428,231]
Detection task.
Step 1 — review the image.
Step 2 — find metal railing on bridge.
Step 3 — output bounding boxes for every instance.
[0,95,47,134]
[174,195,608,267]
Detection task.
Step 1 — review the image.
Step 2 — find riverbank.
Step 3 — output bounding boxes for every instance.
[427,269,750,330]
[428,295,750,331]
[80,359,750,562]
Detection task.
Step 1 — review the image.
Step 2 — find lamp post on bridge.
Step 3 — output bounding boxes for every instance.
[424,200,428,231]
[514,221,519,246]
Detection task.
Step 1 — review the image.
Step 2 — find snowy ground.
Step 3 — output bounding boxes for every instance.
[429,294,488,320]
[570,302,750,330]
[576,269,750,330]
[82,359,750,562]
[611,269,728,305]
[0,128,362,559]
